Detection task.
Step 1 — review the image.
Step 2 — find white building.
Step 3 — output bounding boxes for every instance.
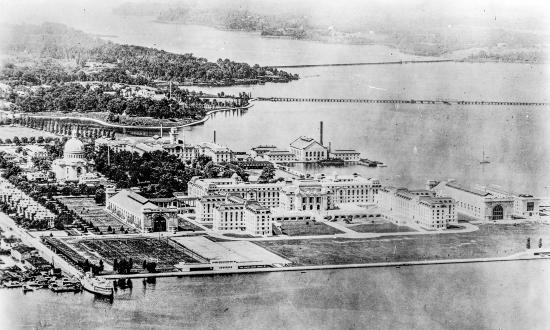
[162,128,198,163]
[289,137,328,162]
[192,174,381,222]
[376,187,457,230]
[212,195,273,236]
[189,175,284,209]
[105,188,179,232]
[264,150,296,163]
[434,181,504,221]
[321,174,380,204]
[279,181,333,212]
[198,142,233,163]
[329,149,360,162]
[51,130,93,183]
[433,181,540,221]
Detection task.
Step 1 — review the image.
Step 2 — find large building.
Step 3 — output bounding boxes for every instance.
[433,180,540,221]
[212,195,272,236]
[192,174,381,223]
[329,149,360,162]
[289,136,328,162]
[264,150,296,163]
[105,188,179,232]
[51,130,93,183]
[279,181,333,212]
[198,142,233,163]
[376,187,457,230]
[189,175,285,209]
[163,128,198,163]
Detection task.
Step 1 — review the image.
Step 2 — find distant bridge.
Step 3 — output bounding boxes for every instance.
[254,97,549,106]
[268,59,454,69]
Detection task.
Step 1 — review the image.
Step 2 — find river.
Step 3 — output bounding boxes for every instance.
[1,5,550,329]
[1,260,549,329]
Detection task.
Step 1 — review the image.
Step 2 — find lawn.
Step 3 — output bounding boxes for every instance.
[348,221,416,233]
[256,222,550,266]
[280,221,344,236]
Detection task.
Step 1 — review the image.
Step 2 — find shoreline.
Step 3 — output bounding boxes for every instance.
[103,253,549,280]
[23,104,254,131]
[0,210,548,282]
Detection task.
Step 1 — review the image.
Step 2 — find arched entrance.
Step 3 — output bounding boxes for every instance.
[152,215,167,232]
[492,205,504,220]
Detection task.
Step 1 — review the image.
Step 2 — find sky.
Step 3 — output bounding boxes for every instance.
[0,0,548,33]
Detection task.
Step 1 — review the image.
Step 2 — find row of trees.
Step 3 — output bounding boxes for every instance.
[11,83,207,119]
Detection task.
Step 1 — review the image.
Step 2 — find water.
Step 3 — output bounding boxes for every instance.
[1,261,549,329]
[184,62,550,196]
[1,6,550,328]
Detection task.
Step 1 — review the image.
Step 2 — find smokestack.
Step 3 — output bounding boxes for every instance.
[320,121,324,146]
[213,130,216,143]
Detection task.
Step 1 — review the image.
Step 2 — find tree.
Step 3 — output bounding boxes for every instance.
[94,187,105,204]
[259,164,275,183]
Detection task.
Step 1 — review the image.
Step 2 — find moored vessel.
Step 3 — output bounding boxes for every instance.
[80,272,114,297]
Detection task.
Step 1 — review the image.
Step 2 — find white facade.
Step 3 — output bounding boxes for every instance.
[329,149,360,162]
[106,188,179,232]
[198,142,233,163]
[264,150,296,163]
[191,174,381,220]
[433,181,518,221]
[376,187,457,230]
[289,137,327,162]
[212,195,273,236]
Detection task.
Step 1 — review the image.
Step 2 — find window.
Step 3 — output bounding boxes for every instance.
[527,202,534,211]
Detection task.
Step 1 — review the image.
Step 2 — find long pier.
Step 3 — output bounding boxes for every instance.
[255,97,549,106]
[268,59,454,68]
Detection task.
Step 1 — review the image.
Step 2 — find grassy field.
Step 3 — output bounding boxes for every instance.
[256,222,550,266]
[280,221,344,236]
[348,221,416,233]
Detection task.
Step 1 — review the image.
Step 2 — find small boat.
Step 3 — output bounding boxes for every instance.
[3,281,22,288]
[377,163,387,167]
[22,284,35,292]
[80,272,114,297]
[480,147,490,164]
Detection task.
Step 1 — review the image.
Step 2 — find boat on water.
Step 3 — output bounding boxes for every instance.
[3,280,23,288]
[49,278,81,293]
[22,284,35,293]
[80,272,113,297]
[480,147,490,164]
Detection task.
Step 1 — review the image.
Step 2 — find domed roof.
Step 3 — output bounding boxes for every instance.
[64,138,84,155]
[64,129,85,156]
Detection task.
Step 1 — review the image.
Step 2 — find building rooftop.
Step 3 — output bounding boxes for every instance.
[290,136,323,150]
[446,181,490,197]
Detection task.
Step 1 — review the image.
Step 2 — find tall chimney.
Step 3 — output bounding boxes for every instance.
[320,121,324,146]
[213,130,216,143]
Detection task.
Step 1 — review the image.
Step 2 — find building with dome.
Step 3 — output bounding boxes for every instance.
[51,129,93,183]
